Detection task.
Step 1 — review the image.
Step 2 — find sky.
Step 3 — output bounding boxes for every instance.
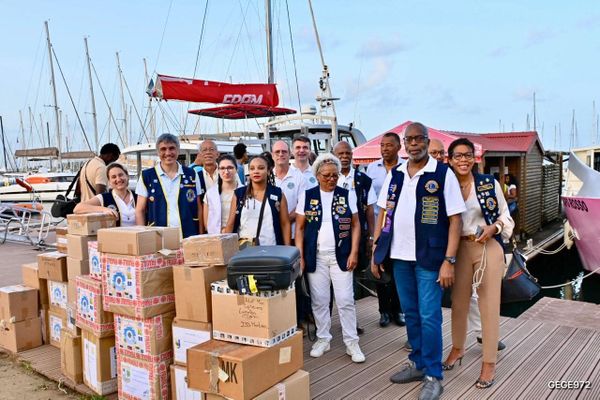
[1,0,600,165]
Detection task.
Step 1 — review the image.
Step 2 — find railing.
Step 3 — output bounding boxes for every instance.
[0,202,53,248]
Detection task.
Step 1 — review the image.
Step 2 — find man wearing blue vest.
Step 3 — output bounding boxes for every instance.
[372,122,465,400]
[135,133,205,238]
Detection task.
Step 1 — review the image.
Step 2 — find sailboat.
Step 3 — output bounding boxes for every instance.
[562,149,600,274]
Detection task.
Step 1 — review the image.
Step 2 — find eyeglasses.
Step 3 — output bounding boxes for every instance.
[451,152,474,161]
[319,173,339,180]
[429,150,445,157]
[403,135,427,144]
[201,147,217,153]
[218,166,236,172]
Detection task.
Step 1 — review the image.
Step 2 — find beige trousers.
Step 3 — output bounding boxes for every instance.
[451,239,505,363]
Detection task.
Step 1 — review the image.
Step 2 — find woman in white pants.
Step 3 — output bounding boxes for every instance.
[295,154,365,363]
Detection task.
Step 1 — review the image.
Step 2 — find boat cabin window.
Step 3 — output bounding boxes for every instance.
[339,133,357,148]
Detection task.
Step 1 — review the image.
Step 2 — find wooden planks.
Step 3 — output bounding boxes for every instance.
[519,297,600,331]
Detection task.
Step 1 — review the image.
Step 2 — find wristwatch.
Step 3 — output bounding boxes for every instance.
[495,223,503,235]
[444,256,456,265]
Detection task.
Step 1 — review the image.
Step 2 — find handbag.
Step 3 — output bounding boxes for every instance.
[50,167,83,218]
[501,247,541,303]
[365,259,393,284]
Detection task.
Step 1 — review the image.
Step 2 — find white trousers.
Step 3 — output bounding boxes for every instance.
[308,251,358,346]
[468,295,482,333]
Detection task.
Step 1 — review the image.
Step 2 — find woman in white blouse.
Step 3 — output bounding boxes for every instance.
[73,162,136,226]
[442,138,514,389]
[203,155,242,234]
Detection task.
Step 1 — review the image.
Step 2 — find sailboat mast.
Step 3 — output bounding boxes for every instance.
[19,110,27,171]
[84,37,99,152]
[116,52,128,147]
[0,116,8,171]
[45,21,62,169]
[143,58,155,141]
[265,0,274,84]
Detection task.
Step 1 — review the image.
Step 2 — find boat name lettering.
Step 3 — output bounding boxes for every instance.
[222,94,264,105]
[563,198,588,212]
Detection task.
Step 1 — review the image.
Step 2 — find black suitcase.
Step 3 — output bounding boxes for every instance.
[227,245,300,292]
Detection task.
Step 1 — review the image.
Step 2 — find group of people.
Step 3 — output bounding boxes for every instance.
[74,123,515,400]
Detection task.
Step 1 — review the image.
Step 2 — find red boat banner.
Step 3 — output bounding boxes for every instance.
[148,74,280,106]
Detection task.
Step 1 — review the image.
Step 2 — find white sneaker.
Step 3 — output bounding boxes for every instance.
[346,342,366,363]
[310,339,330,358]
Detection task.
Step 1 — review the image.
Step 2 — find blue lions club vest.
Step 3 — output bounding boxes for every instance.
[353,171,373,232]
[233,184,284,245]
[374,161,449,271]
[473,173,503,248]
[101,190,137,227]
[141,165,199,238]
[303,186,353,273]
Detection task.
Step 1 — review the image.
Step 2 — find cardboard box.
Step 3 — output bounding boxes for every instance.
[82,329,118,395]
[48,309,65,348]
[102,251,183,318]
[173,265,227,323]
[172,318,211,365]
[67,213,117,236]
[21,263,49,307]
[41,307,50,345]
[0,285,39,322]
[205,370,309,400]
[88,241,101,280]
[57,226,68,253]
[37,251,68,282]
[75,275,114,337]
[60,331,83,384]
[67,257,90,279]
[0,317,42,353]
[211,281,296,347]
[187,332,303,400]
[64,302,81,336]
[67,234,96,260]
[118,351,173,400]
[48,280,68,316]
[98,226,181,256]
[182,234,238,266]
[171,364,205,400]
[115,311,175,362]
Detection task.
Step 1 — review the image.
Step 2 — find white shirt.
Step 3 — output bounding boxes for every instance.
[203,184,240,234]
[135,162,204,229]
[275,167,306,239]
[366,158,404,217]
[462,180,514,241]
[338,168,377,206]
[202,167,219,190]
[96,190,136,227]
[376,157,466,261]
[239,198,276,246]
[292,164,317,189]
[296,189,358,253]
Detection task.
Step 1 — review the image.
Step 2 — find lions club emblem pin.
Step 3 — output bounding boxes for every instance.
[425,180,439,194]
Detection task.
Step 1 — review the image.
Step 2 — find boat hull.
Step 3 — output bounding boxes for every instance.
[562,195,600,274]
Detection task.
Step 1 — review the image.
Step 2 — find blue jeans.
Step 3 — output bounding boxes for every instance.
[393,260,443,380]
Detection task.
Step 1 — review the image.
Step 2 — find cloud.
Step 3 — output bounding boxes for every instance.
[488,46,509,58]
[577,14,600,30]
[524,29,555,47]
[356,36,408,58]
[425,85,482,115]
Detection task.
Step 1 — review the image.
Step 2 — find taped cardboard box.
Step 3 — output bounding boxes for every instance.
[172,318,211,365]
[48,309,65,348]
[114,311,175,362]
[211,281,296,347]
[67,233,96,260]
[98,226,181,256]
[102,250,183,318]
[48,280,68,317]
[88,240,101,280]
[67,213,117,236]
[0,284,39,322]
[75,275,114,337]
[173,265,226,323]
[182,233,239,266]
[57,226,68,253]
[82,329,118,395]
[118,351,173,400]
[0,317,42,353]
[41,307,50,344]
[60,331,83,384]
[21,263,49,307]
[67,257,90,280]
[205,370,309,400]
[64,302,81,336]
[187,332,303,400]
[171,364,205,400]
[38,251,68,282]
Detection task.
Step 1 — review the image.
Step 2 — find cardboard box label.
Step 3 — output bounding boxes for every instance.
[50,314,63,343]
[105,263,137,300]
[49,281,68,309]
[116,316,149,355]
[120,360,151,399]
[173,325,211,365]
[89,241,101,280]
[172,365,203,400]
[84,338,99,390]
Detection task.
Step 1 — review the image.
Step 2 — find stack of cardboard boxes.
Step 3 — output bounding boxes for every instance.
[0,284,42,352]
[97,226,182,399]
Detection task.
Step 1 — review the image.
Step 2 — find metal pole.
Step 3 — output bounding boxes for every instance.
[45,21,62,169]
[84,37,99,152]
[116,52,128,147]
[265,0,274,84]
[0,116,8,171]
[19,110,27,171]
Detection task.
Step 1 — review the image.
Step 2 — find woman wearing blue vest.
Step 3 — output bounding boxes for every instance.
[295,153,365,363]
[203,155,243,234]
[74,162,136,226]
[223,153,291,246]
[442,138,514,389]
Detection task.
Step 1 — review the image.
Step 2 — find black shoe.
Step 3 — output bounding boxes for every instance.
[477,336,506,351]
[356,325,365,335]
[393,313,406,327]
[379,313,391,327]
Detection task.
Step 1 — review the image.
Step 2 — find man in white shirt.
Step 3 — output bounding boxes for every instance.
[365,132,405,328]
[372,122,465,400]
[292,136,317,189]
[199,139,219,189]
